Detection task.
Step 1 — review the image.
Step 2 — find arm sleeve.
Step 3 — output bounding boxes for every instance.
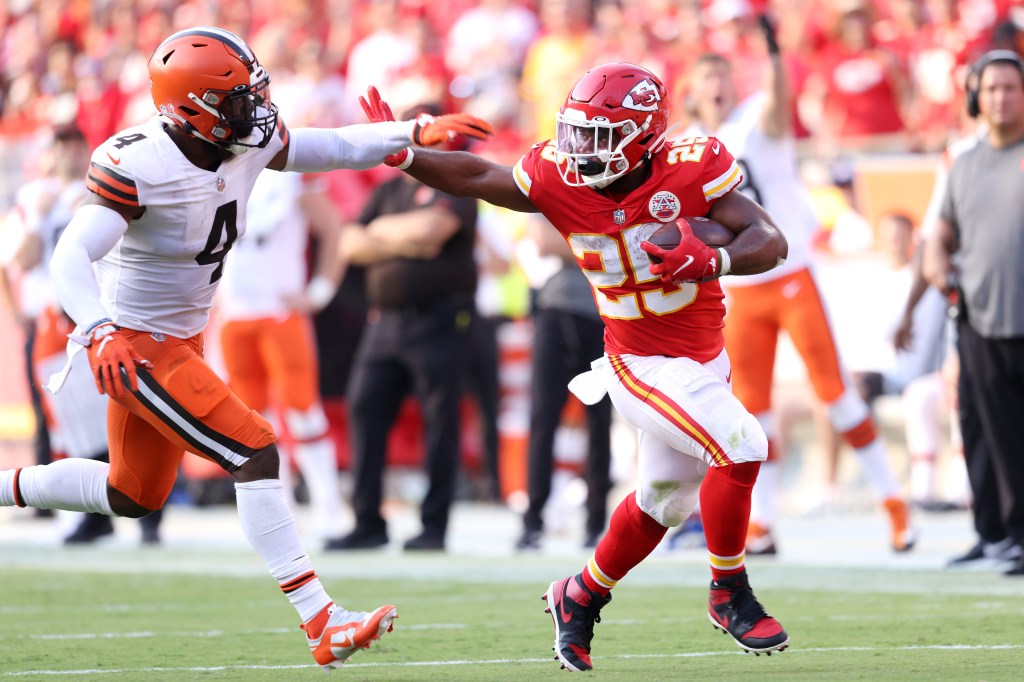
[284,121,416,172]
[50,203,128,329]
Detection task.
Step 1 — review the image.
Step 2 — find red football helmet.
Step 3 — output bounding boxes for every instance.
[149,27,278,154]
[555,63,670,189]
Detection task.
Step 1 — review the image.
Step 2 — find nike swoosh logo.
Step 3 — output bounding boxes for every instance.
[673,255,695,275]
[712,142,721,155]
[106,151,121,165]
[561,603,573,624]
[331,626,357,647]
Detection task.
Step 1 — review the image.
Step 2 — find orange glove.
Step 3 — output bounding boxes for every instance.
[411,112,494,146]
[85,323,151,399]
[360,86,495,149]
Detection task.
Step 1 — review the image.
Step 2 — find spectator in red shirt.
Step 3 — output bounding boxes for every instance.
[812,5,909,150]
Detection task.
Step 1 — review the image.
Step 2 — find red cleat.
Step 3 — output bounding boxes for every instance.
[543,574,611,672]
[708,570,789,654]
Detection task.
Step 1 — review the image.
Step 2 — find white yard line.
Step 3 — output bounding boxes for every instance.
[2,644,1021,676]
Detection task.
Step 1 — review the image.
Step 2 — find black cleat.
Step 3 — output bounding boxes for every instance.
[543,574,611,672]
[708,569,789,654]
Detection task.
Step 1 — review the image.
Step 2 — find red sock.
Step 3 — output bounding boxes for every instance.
[581,493,667,596]
[700,462,760,580]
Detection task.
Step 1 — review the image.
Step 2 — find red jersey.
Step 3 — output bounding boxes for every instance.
[513,136,742,362]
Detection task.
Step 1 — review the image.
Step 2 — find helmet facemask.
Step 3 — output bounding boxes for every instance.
[186,68,278,154]
[555,108,651,189]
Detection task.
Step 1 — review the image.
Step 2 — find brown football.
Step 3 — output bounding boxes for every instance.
[644,217,735,263]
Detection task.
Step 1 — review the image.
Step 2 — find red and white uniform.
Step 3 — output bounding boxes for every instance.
[514,136,740,363]
[513,137,765,512]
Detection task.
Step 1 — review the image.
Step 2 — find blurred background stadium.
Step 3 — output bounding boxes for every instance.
[1,0,998,528]
[4,0,1024,677]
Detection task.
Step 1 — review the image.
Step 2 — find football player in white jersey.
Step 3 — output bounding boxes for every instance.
[0,26,492,671]
[683,16,915,556]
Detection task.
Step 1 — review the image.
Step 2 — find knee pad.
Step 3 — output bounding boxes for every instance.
[706,396,768,464]
[285,404,329,442]
[636,457,706,528]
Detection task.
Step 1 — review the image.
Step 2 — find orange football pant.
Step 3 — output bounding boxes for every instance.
[218,313,320,413]
[107,329,275,510]
[724,267,847,415]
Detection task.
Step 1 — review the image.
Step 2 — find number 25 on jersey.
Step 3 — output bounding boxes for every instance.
[569,225,698,320]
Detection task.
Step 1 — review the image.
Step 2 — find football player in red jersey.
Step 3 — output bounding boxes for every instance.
[362,62,790,670]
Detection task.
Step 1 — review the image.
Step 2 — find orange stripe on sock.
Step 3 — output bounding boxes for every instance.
[280,571,317,593]
[12,467,25,508]
[842,417,877,449]
[609,355,731,466]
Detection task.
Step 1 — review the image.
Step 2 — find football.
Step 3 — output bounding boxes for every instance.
[644,217,735,263]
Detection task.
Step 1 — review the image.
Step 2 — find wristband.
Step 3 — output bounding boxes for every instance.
[306,275,337,309]
[395,147,415,170]
[716,248,731,277]
[84,317,113,336]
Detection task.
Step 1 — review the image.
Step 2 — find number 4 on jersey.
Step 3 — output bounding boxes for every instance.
[196,201,238,283]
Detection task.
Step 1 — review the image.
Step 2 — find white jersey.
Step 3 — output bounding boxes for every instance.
[217,170,310,320]
[85,116,287,337]
[10,178,88,316]
[683,93,818,286]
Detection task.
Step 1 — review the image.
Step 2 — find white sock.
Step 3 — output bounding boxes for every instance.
[750,460,780,527]
[234,479,331,622]
[294,438,343,540]
[0,461,113,514]
[909,454,936,502]
[854,438,902,499]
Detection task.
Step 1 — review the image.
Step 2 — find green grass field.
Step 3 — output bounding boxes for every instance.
[1,545,1022,681]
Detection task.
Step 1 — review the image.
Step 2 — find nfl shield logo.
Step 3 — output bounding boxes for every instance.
[215,177,226,193]
[613,209,626,225]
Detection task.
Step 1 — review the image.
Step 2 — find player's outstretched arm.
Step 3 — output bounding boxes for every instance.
[706,189,788,276]
[404,148,539,213]
[267,110,494,174]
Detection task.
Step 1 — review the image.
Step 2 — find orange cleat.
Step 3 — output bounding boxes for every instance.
[302,602,397,671]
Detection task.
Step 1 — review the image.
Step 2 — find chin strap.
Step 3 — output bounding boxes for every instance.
[649,122,683,156]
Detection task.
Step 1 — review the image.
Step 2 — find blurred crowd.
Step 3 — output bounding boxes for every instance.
[4,0,1024,182]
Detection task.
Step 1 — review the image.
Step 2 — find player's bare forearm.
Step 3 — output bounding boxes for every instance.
[405,149,539,213]
[708,190,788,275]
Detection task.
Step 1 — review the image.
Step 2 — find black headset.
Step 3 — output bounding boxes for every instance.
[965,49,1024,118]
